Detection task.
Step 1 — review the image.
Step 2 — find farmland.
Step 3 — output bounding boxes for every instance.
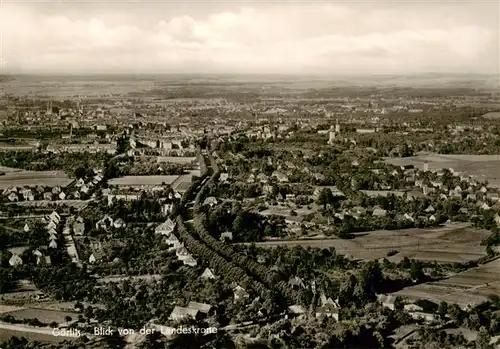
[0,323,71,343]
[393,257,500,309]
[7,200,91,210]
[384,153,500,188]
[157,156,196,164]
[108,175,180,187]
[0,170,72,189]
[244,223,490,264]
[1,308,79,324]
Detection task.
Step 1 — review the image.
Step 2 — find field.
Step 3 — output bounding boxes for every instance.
[2,308,79,324]
[393,257,500,309]
[384,154,500,188]
[108,175,180,187]
[8,200,91,210]
[157,156,196,164]
[245,223,489,264]
[0,170,72,189]
[0,324,72,343]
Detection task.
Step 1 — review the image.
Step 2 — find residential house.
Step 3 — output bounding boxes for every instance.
[96,215,114,230]
[50,211,60,223]
[9,254,23,267]
[481,202,491,210]
[288,305,306,316]
[220,231,233,242]
[256,173,268,183]
[47,220,57,230]
[73,221,85,236]
[49,240,57,249]
[233,285,250,302]
[220,173,229,182]
[288,276,306,289]
[272,172,289,183]
[7,192,18,202]
[113,218,126,229]
[372,207,387,217]
[263,185,273,195]
[187,302,211,315]
[161,203,173,215]
[23,223,30,232]
[487,193,499,202]
[182,255,197,267]
[43,192,53,201]
[58,192,66,200]
[176,247,193,261]
[467,193,476,201]
[315,304,340,321]
[89,253,98,264]
[169,306,199,322]
[52,186,62,195]
[424,205,435,213]
[377,294,396,310]
[81,185,89,194]
[247,174,255,183]
[203,197,218,207]
[201,268,216,280]
[156,219,176,235]
[403,213,415,222]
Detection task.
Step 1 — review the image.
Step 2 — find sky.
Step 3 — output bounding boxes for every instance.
[0,0,498,75]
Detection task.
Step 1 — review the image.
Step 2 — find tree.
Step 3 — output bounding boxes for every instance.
[476,326,492,349]
[74,166,87,179]
[317,188,333,210]
[232,215,244,234]
[438,301,448,320]
[409,260,425,281]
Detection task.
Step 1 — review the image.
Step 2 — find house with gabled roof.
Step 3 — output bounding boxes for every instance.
[9,254,23,267]
[113,218,126,229]
[23,223,30,232]
[233,285,249,301]
[372,207,387,217]
[156,219,176,235]
[203,197,218,207]
[183,255,197,267]
[47,220,57,230]
[49,240,57,249]
[424,205,435,213]
[220,231,233,242]
[169,306,199,322]
[288,276,306,289]
[50,211,60,223]
[73,221,85,236]
[7,192,18,202]
[288,305,306,316]
[187,302,211,315]
[315,305,340,321]
[377,294,396,310]
[201,268,216,280]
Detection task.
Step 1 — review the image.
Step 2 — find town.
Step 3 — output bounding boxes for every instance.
[0,74,499,349]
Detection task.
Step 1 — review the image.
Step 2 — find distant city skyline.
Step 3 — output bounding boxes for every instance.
[1,0,498,75]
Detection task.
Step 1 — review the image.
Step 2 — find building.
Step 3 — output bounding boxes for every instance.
[201,268,216,280]
[377,294,396,310]
[9,254,23,267]
[169,306,199,322]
